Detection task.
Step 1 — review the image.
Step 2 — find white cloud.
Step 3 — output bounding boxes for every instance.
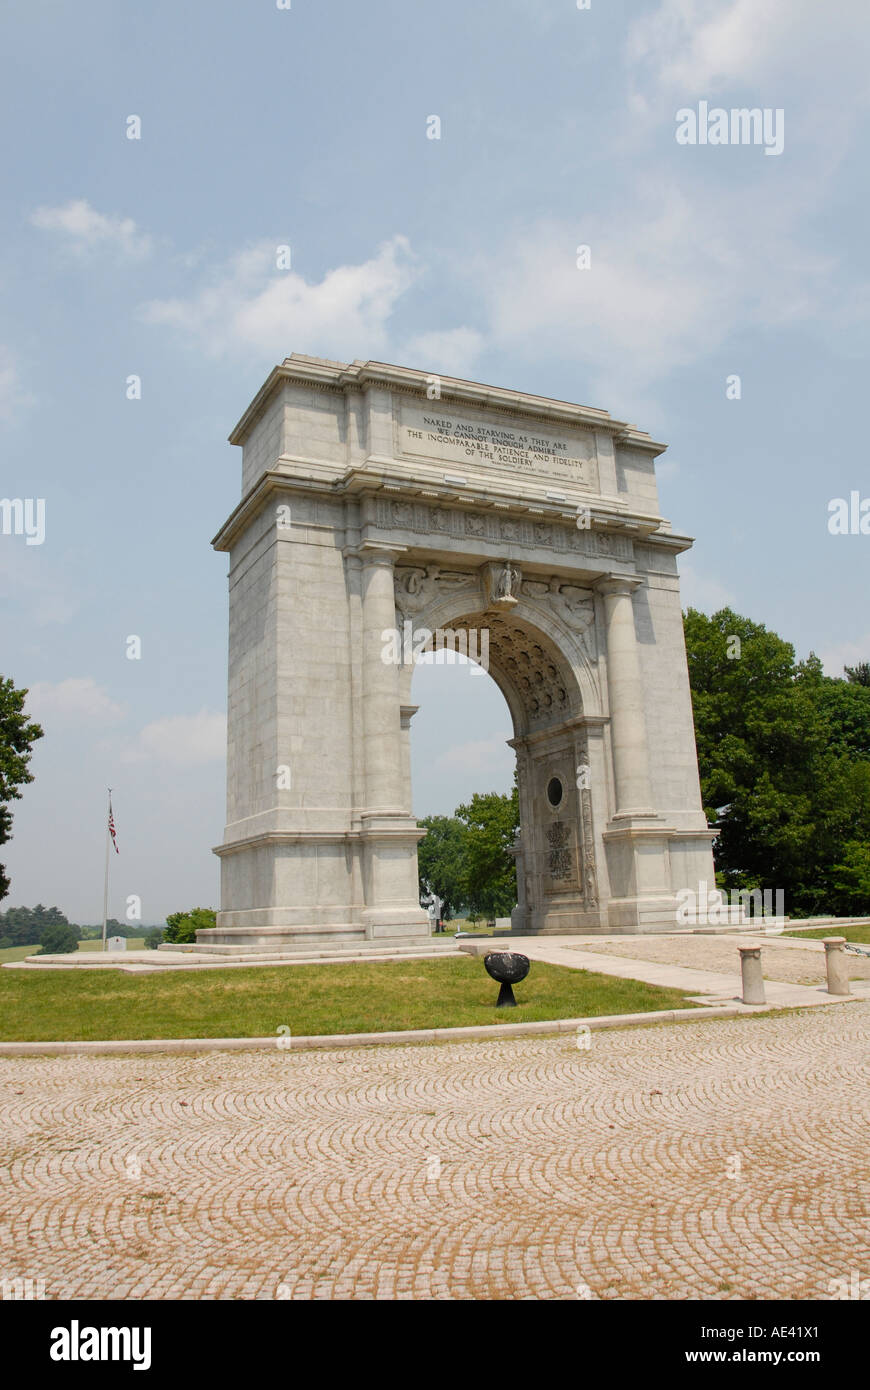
[143,236,418,359]
[30,199,152,259]
[403,327,484,378]
[0,547,80,625]
[818,635,870,679]
[473,184,837,403]
[655,457,681,484]
[677,563,736,613]
[627,0,870,100]
[122,709,226,766]
[437,738,511,774]
[26,678,126,725]
[0,346,34,422]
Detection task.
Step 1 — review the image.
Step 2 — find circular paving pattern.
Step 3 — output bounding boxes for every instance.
[575,935,870,985]
[0,1005,868,1300]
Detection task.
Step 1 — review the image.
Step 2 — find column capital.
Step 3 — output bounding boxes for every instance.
[344,541,407,567]
[595,574,643,598]
[399,704,420,730]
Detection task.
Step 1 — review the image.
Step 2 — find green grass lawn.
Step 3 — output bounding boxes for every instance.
[785,924,870,945]
[0,956,696,1042]
[0,944,37,964]
[441,920,498,937]
[0,939,145,964]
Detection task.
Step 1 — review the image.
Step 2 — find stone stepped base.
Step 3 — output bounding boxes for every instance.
[784,916,870,930]
[6,944,466,973]
[158,937,458,962]
[692,923,763,935]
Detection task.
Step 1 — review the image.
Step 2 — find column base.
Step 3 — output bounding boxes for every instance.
[602,815,717,934]
[360,907,431,941]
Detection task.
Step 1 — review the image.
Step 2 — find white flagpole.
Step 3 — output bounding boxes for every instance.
[101,788,112,953]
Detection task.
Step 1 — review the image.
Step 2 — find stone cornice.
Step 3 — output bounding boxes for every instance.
[341,467,664,535]
[211,466,688,555]
[214,825,427,856]
[508,713,610,751]
[228,354,668,456]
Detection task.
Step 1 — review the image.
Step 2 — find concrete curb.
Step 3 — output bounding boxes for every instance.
[0,1003,782,1057]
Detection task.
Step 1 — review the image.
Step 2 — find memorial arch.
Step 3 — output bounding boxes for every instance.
[210,355,716,950]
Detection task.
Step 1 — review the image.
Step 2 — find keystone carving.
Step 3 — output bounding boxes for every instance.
[482,560,522,608]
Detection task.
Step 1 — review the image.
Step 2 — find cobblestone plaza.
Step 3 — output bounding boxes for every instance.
[2,1004,867,1301]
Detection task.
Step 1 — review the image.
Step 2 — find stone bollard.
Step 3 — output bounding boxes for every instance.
[823,937,851,996]
[739,946,766,1005]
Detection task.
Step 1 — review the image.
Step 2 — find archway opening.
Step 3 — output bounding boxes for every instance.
[409,641,517,933]
[405,603,592,936]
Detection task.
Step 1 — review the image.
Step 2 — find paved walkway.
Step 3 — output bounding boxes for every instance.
[463,932,870,1010]
[576,934,870,986]
[1,1005,867,1300]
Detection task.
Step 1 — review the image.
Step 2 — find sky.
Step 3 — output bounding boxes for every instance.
[1,0,868,924]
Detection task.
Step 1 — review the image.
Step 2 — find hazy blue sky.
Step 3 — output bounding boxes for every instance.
[2,0,868,923]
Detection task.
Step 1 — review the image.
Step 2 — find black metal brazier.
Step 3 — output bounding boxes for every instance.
[484,951,530,1008]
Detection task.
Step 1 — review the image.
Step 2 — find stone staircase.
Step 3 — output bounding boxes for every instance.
[157,937,461,965]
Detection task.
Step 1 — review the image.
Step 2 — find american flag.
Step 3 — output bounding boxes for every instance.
[108,795,119,854]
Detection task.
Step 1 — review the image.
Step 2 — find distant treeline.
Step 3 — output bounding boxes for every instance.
[0,905,160,948]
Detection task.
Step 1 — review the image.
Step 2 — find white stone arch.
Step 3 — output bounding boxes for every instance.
[212,355,717,949]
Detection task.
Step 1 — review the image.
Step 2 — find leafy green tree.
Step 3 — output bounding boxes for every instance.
[0,904,72,947]
[844,661,870,687]
[815,676,870,759]
[684,608,870,915]
[0,679,44,903]
[455,788,519,918]
[78,920,140,940]
[830,840,870,909]
[164,907,217,944]
[417,815,467,917]
[99,917,143,939]
[144,927,165,950]
[39,923,80,955]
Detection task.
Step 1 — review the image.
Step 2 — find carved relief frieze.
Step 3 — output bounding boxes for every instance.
[393,565,478,620]
[519,577,598,663]
[575,738,599,908]
[372,497,633,564]
[546,821,573,881]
